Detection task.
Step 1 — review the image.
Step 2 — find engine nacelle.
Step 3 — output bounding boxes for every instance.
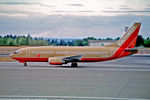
[48,57,63,65]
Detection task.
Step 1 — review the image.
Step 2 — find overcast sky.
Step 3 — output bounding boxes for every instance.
[0,0,150,38]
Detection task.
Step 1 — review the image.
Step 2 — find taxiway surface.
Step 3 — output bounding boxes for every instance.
[0,55,150,100]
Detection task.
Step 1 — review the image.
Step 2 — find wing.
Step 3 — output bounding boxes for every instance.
[62,55,83,62]
[48,55,83,65]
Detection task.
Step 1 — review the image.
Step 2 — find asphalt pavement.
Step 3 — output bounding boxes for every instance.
[0,55,150,100]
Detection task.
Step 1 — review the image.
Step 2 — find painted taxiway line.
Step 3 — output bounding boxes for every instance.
[0,95,149,100]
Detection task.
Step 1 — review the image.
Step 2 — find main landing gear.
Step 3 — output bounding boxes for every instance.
[71,62,78,67]
[24,62,27,67]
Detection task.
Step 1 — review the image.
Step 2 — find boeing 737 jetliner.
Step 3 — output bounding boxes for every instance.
[10,23,141,67]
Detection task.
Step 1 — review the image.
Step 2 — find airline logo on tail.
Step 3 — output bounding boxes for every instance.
[118,26,136,46]
[114,23,141,57]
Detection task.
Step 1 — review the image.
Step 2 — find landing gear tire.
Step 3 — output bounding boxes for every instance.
[24,62,27,67]
[71,62,78,67]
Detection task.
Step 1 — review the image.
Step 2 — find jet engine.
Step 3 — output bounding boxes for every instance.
[48,57,64,65]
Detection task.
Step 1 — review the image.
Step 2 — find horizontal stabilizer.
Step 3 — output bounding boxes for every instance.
[124,47,143,52]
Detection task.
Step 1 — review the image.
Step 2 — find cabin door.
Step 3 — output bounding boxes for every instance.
[26,48,30,57]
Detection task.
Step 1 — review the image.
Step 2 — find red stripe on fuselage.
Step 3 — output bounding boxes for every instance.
[12,56,118,63]
[12,57,48,63]
[80,57,116,62]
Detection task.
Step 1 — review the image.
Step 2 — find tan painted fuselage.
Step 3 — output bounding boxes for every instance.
[11,46,119,60]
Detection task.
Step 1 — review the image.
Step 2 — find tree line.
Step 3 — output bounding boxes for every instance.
[0,34,149,47]
[0,34,48,46]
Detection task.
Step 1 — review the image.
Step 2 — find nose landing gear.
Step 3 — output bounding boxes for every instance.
[24,62,27,67]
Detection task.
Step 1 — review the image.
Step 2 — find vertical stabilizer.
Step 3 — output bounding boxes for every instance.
[117,23,141,48]
[113,23,141,57]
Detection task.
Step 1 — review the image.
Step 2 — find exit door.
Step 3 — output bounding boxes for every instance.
[26,48,30,57]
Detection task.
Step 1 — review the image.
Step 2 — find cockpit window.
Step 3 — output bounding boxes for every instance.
[14,50,21,54]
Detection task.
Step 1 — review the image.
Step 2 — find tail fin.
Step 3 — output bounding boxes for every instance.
[113,22,141,57]
[105,22,141,48]
[116,22,141,48]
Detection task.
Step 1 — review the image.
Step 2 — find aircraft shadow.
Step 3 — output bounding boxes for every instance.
[28,65,87,68]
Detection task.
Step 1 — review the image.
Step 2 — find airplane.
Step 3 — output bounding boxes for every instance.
[10,22,141,67]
